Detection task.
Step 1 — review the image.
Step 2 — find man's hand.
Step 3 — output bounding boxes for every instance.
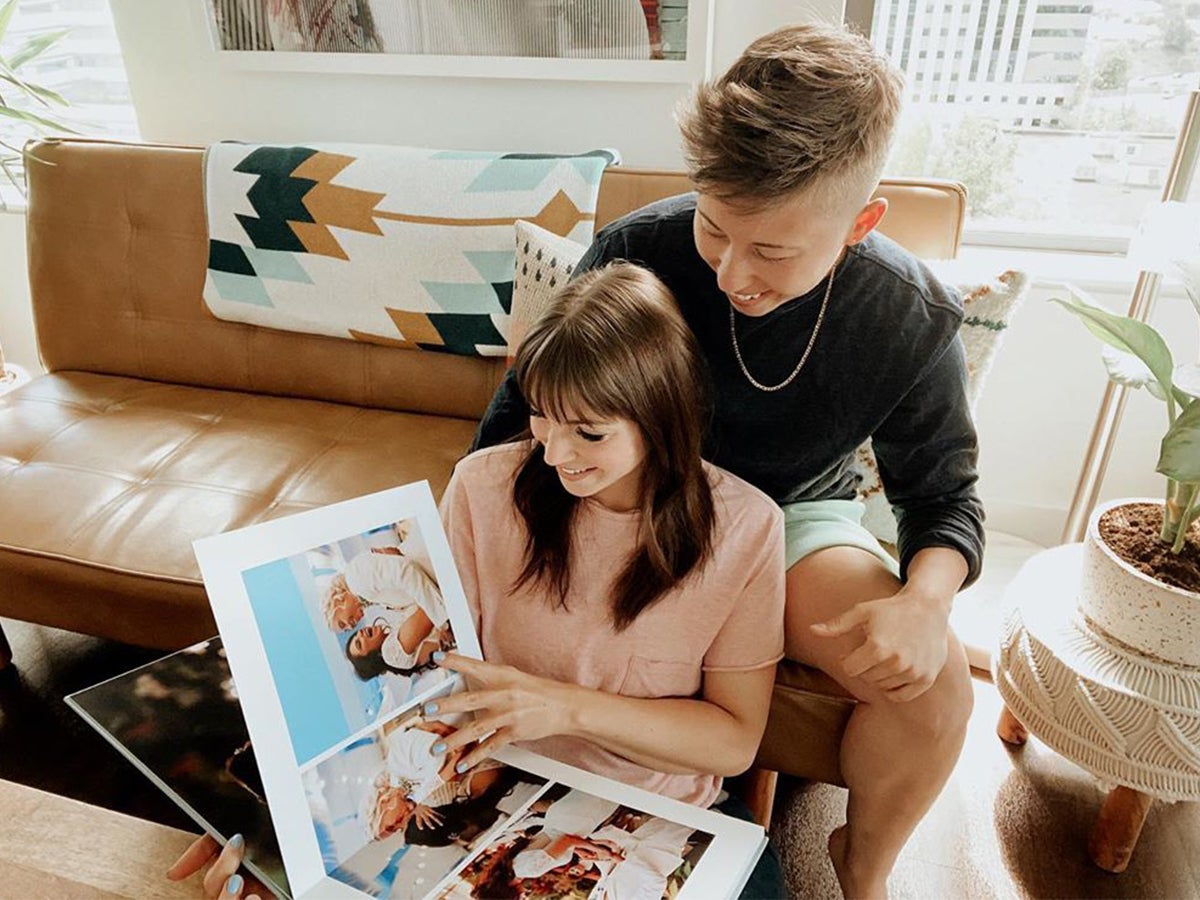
[425,653,577,770]
[411,804,445,831]
[810,587,952,702]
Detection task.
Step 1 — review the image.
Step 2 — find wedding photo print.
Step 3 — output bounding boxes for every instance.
[237,514,458,765]
[435,783,714,900]
[303,704,548,898]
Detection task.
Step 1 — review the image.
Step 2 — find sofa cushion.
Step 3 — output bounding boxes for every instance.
[0,372,478,647]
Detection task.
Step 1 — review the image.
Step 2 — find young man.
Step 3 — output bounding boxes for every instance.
[473,22,982,899]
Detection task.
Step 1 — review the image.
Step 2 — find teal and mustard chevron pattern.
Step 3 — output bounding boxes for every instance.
[203,142,618,357]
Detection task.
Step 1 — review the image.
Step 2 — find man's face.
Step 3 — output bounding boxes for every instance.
[692,189,879,318]
[375,789,415,839]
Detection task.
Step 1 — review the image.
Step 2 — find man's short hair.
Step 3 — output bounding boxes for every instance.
[678,23,903,213]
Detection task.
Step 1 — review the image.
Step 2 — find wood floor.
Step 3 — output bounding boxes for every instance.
[2,616,1199,899]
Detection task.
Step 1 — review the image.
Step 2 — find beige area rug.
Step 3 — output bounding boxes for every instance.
[770,678,1200,899]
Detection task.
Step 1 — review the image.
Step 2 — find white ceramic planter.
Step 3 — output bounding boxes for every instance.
[1080,497,1200,667]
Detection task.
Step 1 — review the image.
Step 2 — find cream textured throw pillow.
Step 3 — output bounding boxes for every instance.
[855,265,1031,543]
[508,220,589,360]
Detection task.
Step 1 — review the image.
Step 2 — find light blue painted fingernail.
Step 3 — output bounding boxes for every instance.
[456,761,469,774]
[226,873,243,895]
[431,742,446,755]
[424,701,438,715]
[229,834,244,850]
[432,651,446,663]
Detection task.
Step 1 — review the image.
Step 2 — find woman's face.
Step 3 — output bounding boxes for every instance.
[348,622,389,657]
[528,406,647,513]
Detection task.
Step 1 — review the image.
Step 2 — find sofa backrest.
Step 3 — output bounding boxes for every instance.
[25,139,964,420]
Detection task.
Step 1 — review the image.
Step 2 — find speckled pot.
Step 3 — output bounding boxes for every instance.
[1080,498,1200,667]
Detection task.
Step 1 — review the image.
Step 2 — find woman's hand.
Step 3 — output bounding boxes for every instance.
[166,834,272,899]
[425,653,578,770]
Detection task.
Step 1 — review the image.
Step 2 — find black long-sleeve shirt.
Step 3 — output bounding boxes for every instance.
[473,194,985,585]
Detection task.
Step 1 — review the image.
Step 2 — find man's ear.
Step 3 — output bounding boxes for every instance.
[845,197,888,246]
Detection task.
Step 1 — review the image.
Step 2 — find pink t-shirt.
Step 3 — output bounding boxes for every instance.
[439,442,785,807]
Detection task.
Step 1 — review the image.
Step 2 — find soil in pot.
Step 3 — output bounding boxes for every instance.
[1099,502,1200,593]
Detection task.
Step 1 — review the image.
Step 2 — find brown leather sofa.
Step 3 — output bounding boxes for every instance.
[0,137,964,788]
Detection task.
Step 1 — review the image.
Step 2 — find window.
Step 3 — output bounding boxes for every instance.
[865,0,1200,252]
[0,0,137,204]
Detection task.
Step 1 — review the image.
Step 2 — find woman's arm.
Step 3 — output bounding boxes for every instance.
[430,654,775,778]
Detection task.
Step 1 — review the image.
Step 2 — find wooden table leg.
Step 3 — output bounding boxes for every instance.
[737,767,779,829]
[1089,785,1153,873]
[996,704,1028,746]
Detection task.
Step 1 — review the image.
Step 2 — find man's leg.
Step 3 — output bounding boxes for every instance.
[785,546,973,899]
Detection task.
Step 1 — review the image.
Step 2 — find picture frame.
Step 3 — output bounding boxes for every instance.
[196,0,714,84]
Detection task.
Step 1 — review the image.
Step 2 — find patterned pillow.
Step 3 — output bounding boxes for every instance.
[855,266,1031,544]
[508,220,589,360]
[203,143,617,358]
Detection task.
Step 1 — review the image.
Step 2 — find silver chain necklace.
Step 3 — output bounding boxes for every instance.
[729,261,837,393]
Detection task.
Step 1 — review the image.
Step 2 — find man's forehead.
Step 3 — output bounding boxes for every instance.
[696,192,827,247]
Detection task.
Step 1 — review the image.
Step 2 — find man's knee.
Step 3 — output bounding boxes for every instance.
[897,641,973,742]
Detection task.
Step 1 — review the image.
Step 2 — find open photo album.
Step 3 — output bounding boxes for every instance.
[68,481,766,899]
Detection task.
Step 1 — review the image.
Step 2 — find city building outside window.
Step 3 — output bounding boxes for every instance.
[861,0,1200,254]
[0,0,137,207]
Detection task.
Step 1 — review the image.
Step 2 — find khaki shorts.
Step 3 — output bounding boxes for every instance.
[782,498,900,576]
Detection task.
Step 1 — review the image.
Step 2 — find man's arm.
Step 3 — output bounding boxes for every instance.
[470,367,528,452]
[871,334,985,588]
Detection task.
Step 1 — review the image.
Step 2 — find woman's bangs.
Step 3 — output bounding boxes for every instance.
[522,335,627,425]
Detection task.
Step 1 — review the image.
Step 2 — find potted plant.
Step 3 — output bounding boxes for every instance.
[1052,201,1200,663]
[0,0,73,198]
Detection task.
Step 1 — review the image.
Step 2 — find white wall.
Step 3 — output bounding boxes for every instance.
[0,0,1181,545]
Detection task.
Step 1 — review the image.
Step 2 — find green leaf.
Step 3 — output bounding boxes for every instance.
[6,29,69,71]
[1052,293,1175,402]
[1159,398,1200,483]
[0,58,52,107]
[0,1,17,47]
[0,103,75,133]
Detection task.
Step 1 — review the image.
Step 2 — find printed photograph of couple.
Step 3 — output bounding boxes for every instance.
[303,705,547,898]
[436,784,714,900]
[240,516,458,764]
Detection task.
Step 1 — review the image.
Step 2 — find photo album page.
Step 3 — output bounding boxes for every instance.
[79,481,765,899]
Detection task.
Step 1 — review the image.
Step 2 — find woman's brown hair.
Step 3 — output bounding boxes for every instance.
[511,262,714,630]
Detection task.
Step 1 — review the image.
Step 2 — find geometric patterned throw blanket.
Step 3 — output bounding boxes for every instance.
[203,142,618,357]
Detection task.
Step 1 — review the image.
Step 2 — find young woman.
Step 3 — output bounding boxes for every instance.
[168,262,787,899]
[343,613,451,680]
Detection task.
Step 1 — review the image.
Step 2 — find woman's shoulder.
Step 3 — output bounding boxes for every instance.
[454,440,532,483]
[703,462,783,532]
[448,441,528,504]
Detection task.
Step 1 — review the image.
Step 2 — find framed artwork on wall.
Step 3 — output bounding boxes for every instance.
[199,0,714,83]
